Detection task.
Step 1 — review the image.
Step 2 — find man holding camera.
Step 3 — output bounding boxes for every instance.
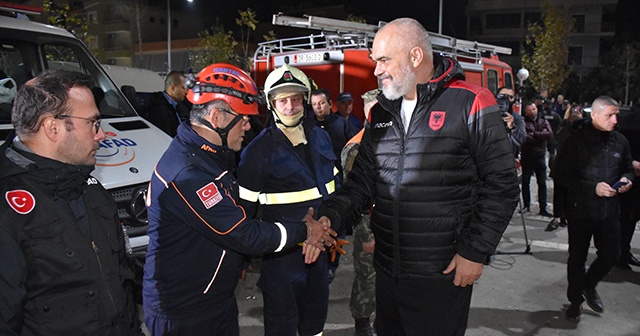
[497,87,526,159]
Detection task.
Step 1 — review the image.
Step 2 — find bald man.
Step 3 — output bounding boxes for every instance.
[318,18,519,335]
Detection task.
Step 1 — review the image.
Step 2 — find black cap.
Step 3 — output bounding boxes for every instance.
[337,92,353,102]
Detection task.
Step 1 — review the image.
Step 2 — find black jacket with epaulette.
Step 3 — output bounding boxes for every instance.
[0,141,140,335]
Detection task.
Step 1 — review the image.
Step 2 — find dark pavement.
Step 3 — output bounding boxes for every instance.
[236,177,640,336]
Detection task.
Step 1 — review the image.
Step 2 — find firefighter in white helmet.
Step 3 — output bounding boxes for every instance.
[237,64,342,336]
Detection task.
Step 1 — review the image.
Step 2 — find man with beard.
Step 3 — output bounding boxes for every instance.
[0,70,142,335]
[317,18,519,335]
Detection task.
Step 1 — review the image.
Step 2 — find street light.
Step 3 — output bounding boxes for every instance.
[167,0,193,73]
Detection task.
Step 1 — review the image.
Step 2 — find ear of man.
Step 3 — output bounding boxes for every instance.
[42,116,61,141]
[410,46,423,67]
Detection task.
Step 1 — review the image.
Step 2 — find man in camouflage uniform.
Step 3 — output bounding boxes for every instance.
[342,89,379,336]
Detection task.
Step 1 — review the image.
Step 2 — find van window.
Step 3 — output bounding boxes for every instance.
[487,69,498,95]
[0,38,137,123]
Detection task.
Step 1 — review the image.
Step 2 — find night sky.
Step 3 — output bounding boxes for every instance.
[161,0,469,39]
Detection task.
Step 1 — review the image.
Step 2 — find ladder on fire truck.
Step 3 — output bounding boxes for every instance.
[254,13,512,71]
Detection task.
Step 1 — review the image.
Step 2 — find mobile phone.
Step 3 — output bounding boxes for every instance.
[612,180,629,190]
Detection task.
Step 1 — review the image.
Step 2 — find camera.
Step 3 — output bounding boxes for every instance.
[496,93,510,117]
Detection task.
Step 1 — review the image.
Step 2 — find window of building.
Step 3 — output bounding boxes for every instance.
[486,13,520,29]
[87,11,98,24]
[150,16,155,23]
[160,18,165,25]
[568,46,583,65]
[469,16,482,36]
[572,15,585,33]
[601,5,616,32]
[172,18,178,29]
[524,12,542,26]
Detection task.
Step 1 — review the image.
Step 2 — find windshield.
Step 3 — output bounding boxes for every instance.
[0,28,138,125]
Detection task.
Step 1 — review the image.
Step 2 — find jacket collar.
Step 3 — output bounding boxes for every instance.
[377,54,465,113]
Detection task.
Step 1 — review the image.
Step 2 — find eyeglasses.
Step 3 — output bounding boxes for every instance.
[497,94,515,100]
[219,108,250,123]
[55,114,102,134]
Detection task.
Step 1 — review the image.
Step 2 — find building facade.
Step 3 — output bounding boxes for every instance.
[466,0,617,79]
[83,0,206,72]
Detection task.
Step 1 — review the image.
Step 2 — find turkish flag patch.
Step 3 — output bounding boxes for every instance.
[429,111,446,131]
[196,182,223,209]
[5,189,36,214]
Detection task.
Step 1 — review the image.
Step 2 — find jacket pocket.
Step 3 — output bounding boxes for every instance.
[24,287,100,335]
[24,217,83,284]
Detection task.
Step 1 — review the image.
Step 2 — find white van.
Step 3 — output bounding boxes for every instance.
[0,15,172,251]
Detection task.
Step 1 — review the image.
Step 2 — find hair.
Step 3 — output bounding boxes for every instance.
[385,18,433,59]
[311,88,331,101]
[591,96,619,113]
[12,69,94,137]
[164,71,185,89]
[190,99,230,125]
[497,86,514,94]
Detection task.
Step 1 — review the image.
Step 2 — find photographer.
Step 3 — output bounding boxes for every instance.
[497,87,526,159]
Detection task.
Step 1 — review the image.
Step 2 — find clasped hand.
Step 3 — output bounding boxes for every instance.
[301,208,337,264]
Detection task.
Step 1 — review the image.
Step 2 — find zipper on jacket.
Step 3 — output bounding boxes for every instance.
[91,241,118,315]
[392,115,406,279]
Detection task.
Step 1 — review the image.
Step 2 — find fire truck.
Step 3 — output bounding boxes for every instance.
[252,14,515,122]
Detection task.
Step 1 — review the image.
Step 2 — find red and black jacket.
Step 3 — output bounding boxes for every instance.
[319,54,519,279]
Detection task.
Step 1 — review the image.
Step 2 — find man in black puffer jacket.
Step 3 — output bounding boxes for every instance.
[555,96,634,323]
[318,18,519,335]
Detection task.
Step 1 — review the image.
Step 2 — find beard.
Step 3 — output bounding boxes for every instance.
[380,64,416,101]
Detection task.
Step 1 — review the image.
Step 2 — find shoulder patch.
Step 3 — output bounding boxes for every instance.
[196,182,223,209]
[6,189,36,214]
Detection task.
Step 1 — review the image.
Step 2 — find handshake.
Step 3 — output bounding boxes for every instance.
[300,208,347,264]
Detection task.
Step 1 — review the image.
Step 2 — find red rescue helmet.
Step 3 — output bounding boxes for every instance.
[186,63,262,115]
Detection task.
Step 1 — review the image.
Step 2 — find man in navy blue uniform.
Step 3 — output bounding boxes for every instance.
[310,88,357,283]
[238,64,341,336]
[335,91,363,132]
[310,88,357,176]
[142,64,333,336]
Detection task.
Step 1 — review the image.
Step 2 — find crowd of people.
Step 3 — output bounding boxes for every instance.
[1,15,639,336]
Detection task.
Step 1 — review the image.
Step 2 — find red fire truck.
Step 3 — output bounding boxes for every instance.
[252,14,515,122]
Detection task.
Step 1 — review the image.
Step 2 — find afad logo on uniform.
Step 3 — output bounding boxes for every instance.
[5,189,35,214]
[197,182,223,209]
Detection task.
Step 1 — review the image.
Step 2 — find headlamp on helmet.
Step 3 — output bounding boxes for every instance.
[186,63,262,115]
